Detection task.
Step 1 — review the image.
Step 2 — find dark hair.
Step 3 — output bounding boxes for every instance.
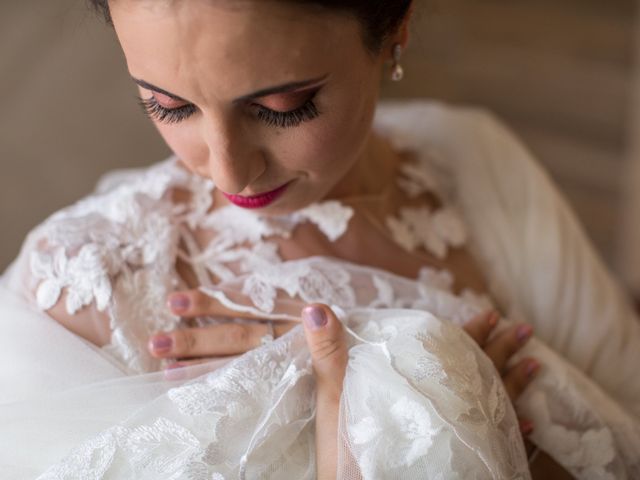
[88,0,412,54]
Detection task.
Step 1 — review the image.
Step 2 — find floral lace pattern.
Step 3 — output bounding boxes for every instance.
[341,310,527,479]
[386,206,467,259]
[387,152,467,259]
[37,310,530,480]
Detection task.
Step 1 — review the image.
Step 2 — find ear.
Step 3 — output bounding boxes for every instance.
[397,4,414,50]
[383,5,414,58]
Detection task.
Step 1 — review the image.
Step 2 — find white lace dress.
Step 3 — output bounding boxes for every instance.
[1,101,639,479]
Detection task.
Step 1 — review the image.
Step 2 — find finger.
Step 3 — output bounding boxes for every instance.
[302,304,348,480]
[483,324,533,374]
[519,418,535,436]
[167,289,262,319]
[462,310,499,347]
[502,358,541,401]
[302,304,348,400]
[149,321,295,358]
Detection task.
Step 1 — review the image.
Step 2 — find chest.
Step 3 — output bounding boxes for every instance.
[182,205,489,298]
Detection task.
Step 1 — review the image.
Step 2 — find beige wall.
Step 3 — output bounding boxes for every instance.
[0,2,170,270]
[619,16,640,295]
[1,1,638,297]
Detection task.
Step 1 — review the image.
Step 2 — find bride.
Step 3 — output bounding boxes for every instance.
[1,0,639,478]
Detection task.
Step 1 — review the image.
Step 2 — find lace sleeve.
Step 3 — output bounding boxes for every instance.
[1,159,206,373]
[423,106,640,419]
[375,101,640,399]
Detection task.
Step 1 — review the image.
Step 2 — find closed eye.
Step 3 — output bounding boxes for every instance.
[252,94,320,128]
[138,96,197,124]
[138,89,321,128]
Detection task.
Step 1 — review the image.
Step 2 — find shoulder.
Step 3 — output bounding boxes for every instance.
[375,99,524,157]
[375,100,547,205]
[29,157,212,251]
[6,158,211,345]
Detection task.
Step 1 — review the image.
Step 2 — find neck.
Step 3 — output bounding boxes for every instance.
[326,130,399,202]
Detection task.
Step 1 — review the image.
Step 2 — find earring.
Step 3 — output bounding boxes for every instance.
[391,43,404,82]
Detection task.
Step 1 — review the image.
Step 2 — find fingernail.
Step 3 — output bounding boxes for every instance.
[168,294,190,312]
[526,360,540,379]
[516,325,533,344]
[150,335,173,353]
[488,311,499,327]
[164,363,186,381]
[302,306,328,331]
[520,419,534,435]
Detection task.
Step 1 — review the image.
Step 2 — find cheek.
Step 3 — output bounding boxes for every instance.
[293,90,376,179]
[154,123,209,173]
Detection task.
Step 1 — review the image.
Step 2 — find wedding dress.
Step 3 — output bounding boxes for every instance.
[1,101,639,479]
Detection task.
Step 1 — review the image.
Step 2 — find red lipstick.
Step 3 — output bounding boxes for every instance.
[222,182,291,209]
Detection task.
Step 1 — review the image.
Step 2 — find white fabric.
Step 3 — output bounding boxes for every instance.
[0,285,125,404]
[0,101,639,479]
[379,104,640,418]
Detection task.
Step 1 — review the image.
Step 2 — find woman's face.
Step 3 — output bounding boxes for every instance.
[109,0,400,215]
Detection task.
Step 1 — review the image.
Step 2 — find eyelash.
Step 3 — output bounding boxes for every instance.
[253,98,320,128]
[137,97,197,125]
[137,94,321,128]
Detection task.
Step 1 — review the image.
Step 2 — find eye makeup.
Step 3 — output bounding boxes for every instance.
[252,92,320,128]
[135,75,326,128]
[138,90,322,128]
[138,96,197,124]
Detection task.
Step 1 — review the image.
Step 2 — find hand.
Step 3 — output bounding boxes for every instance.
[147,289,297,365]
[462,310,539,435]
[301,307,540,480]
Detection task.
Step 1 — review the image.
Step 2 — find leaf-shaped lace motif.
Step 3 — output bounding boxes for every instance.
[386,206,467,259]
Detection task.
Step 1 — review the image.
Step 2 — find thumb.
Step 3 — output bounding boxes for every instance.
[302,304,348,480]
[301,304,348,402]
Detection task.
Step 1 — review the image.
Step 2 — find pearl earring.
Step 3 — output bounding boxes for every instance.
[391,43,404,82]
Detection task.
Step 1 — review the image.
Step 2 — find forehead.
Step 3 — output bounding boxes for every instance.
[109,0,366,102]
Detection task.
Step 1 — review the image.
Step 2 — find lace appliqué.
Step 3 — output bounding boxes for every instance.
[386,152,467,259]
[241,262,357,313]
[193,200,354,283]
[28,160,204,372]
[39,329,314,480]
[292,200,354,242]
[31,245,116,315]
[38,419,222,480]
[38,431,117,480]
[396,159,443,199]
[341,311,529,479]
[386,206,467,259]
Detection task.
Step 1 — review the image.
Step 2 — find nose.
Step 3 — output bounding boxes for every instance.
[202,117,266,194]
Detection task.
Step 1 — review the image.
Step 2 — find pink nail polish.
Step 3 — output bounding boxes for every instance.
[302,306,328,331]
[516,325,533,344]
[520,419,534,435]
[526,360,540,379]
[168,294,190,312]
[150,335,172,353]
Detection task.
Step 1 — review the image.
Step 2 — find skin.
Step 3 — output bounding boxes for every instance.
[62,0,567,476]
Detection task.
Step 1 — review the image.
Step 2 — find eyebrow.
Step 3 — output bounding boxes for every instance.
[132,74,329,105]
[133,78,188,102]
[232,74,329,103]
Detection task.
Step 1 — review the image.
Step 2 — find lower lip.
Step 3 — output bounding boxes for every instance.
[222,182,292,209]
